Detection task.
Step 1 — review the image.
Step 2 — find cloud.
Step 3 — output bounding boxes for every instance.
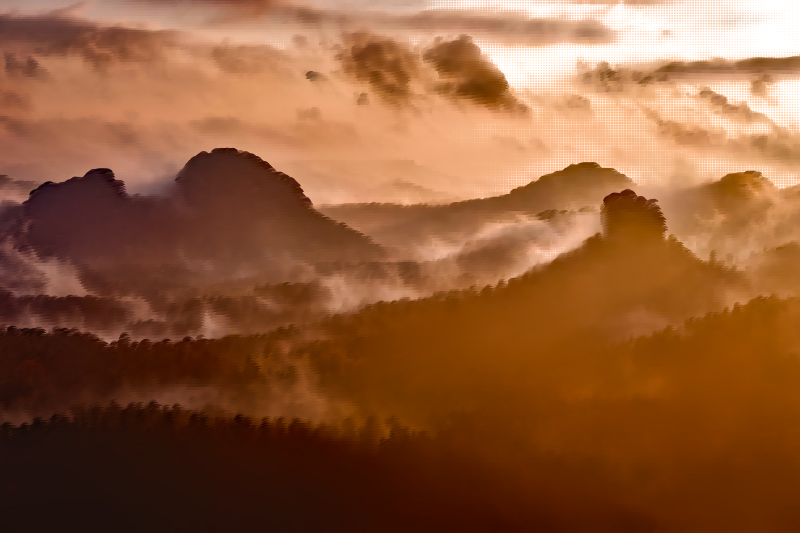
[334,32,526,111]
[0,89,31,111]
[0,10,181,69]
[5,0,799,246]
[335,31,424,103]
[697,87,772,123]
[208,44,293,74]
[423,35,526,110]
[190,116,288,139]
[123,0,615,44]
[3,53,47,79]
[384,10,615,44]
[125,0,284,16]
[651,114,725,148]
[655,56,800,76]
[124,0,336,24]
[579,61,671,93]
[729,0,800,54]
[645,106,800,168]
[740,132,800,165]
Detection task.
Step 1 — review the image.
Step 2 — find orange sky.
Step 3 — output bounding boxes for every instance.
[2,0,800,198]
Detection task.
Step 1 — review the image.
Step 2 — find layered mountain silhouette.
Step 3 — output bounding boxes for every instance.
[0,185,796,533]
[0,188,746,418]
[601,188,668,241]
[2,148,385,296]
[320,162,634,250]
[299,189,745,422]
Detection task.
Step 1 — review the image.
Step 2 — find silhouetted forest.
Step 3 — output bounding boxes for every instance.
[0,402,659,533]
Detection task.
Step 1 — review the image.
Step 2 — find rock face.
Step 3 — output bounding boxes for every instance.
[7,148,385,289]
[601,189,668,241]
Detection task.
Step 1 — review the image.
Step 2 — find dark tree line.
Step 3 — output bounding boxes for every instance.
[0,402,654,533]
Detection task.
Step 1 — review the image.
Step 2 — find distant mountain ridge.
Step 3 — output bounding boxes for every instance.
[320,162,634,248]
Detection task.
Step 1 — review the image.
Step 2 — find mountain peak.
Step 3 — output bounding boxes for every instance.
[176,148,312,209]
[713,170,775,197]
[27,167,127,204]
[602,189,667,241]
[566,162,602,170]
[498,162,633,213]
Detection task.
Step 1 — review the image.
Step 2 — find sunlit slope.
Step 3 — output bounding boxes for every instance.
[302,190,745,421]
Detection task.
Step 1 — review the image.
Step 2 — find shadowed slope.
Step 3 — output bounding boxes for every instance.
[3,148,385,295]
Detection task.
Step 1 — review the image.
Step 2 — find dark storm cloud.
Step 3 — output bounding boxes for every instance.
[733,131,800,166]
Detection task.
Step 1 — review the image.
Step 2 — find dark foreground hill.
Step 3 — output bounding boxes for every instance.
[0,404,656,533]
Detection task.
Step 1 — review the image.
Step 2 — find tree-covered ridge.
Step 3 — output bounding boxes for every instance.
[0,326,277,414]
[0,188,742,416]
[8,296,800,530]
[297,208,742,421]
